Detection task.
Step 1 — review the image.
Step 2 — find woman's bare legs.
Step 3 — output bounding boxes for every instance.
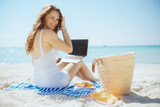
[58,61,86,80]
[57,61,68,71]
[61,61,97,83]
[76,71,87,80]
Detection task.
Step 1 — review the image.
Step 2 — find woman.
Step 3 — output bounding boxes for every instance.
[25,5,97,88]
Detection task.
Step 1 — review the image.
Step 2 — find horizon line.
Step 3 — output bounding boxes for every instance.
[0,45,160,48]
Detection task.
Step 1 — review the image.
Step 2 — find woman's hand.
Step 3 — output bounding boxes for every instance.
[61,16,65,27]
[56,57,61,63]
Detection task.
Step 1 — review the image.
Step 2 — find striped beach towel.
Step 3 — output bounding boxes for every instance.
[5,82,101,97]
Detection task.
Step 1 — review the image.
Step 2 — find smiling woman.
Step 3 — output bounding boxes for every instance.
[44,10,60,30]
[24,4,98,88]
[25,5,63,56]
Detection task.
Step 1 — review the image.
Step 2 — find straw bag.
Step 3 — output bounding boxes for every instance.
[92,52,136,95]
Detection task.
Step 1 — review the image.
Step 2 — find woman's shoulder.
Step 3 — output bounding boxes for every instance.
[42,29,57,40]
[43,28,56,35]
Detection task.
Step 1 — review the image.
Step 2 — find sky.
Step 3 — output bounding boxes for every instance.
[0,0,160,47]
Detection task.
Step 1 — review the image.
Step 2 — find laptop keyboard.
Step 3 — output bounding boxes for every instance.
[65,55,84,60]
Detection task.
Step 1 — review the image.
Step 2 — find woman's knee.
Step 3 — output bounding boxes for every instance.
[75,60,84,67]
[59,61,68,66]
[58,62,69,70]
[66,60,84,71]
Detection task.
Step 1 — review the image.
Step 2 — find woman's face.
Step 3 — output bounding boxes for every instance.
[44,10,60,30]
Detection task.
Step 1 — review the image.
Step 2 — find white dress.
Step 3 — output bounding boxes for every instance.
[33,29,69,88]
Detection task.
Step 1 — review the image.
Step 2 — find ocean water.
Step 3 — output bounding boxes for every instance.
[0,46,160,64]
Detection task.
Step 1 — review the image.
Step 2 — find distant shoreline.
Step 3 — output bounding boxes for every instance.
[0,46,160,64]
[1,60,160,64]
[90,45,160,48]
[0,45,160,48]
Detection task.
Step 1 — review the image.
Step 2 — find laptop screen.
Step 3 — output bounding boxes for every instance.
[69,39,88,56]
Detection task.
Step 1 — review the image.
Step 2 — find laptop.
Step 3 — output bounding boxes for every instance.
[61,39,88,63]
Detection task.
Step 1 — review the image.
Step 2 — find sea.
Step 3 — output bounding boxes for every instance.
[0,46,160,64]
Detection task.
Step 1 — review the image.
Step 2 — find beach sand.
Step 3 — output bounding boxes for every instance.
[0,63,160,107]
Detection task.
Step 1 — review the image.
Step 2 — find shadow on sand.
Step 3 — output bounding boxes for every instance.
[121,92,160,104]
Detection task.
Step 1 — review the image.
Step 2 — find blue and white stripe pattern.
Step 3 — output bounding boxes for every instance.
[6,82,101,97]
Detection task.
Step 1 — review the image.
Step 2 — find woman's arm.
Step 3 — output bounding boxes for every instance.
[60,16,72,52]
[44,16,73,53]
[61,27,72,52]
[44,29,72,53]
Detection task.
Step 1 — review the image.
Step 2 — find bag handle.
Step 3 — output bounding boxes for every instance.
[92,59,96,73]
[92,57,103,73]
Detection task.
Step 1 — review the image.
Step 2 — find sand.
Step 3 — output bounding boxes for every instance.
[0,63,160,107]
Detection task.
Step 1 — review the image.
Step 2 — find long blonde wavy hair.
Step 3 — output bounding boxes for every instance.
[25,5,63,56]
